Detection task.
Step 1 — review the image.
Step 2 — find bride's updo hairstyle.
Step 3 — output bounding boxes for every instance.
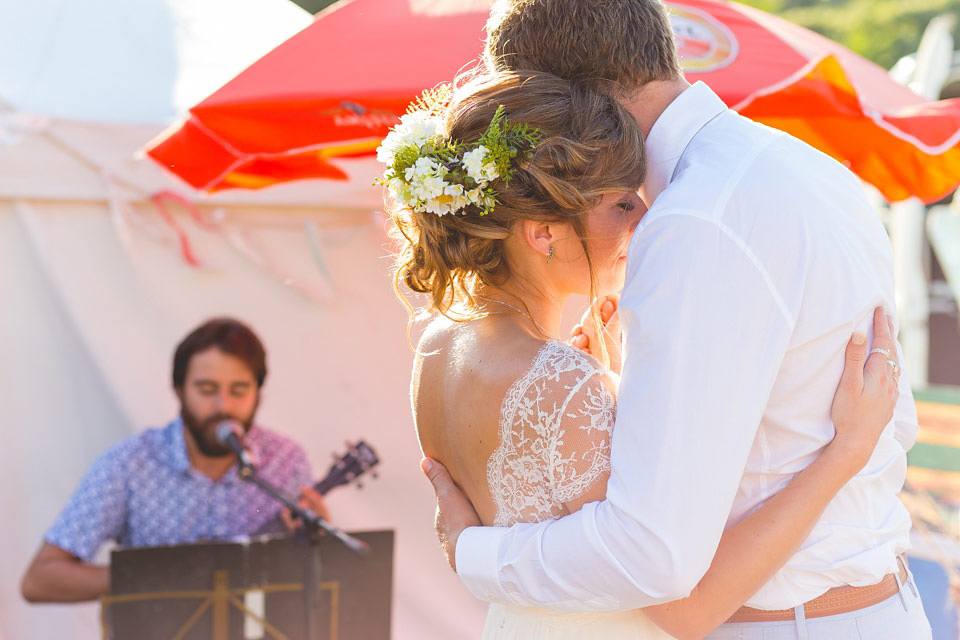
[387,70,645,326]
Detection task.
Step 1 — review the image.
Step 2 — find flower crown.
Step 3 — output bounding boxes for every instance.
[376,87,541,217]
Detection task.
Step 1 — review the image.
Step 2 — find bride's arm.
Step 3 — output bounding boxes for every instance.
[644,307,901,639]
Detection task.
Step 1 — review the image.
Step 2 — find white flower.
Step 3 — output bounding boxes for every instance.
[423,198,452,216]
[422,183,461,217]
[406,157,445,194]
[385,177,408,204]
[415,174,447,201]
[397,110,439,145]
[461,147,486,179]
[376,110,439,164]
[461,146,500,184]
[401,156,449,213]
[404,156,432,180]
[442,183,471,213]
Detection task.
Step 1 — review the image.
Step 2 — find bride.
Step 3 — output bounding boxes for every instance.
[379,70,901,639]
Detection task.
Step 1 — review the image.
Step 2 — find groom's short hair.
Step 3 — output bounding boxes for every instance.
[485,0,682,95]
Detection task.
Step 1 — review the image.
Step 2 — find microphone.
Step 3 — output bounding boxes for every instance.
[214,420,254,469]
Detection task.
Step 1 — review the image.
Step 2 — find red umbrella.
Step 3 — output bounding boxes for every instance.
[146,0,960,203]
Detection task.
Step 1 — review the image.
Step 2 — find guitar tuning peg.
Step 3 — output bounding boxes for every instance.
[372,472,379,480]
[356,482,364,489]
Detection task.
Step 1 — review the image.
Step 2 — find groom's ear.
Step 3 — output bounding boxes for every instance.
[518,219,561,260]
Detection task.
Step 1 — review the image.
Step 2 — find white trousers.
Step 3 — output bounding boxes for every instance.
[704,571,933,640]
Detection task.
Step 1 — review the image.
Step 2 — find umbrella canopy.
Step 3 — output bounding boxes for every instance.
[146,0,960,203]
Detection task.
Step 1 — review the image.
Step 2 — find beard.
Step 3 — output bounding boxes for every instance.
[180,403,256,458]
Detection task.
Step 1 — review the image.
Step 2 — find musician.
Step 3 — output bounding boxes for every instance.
[20,317,328,603]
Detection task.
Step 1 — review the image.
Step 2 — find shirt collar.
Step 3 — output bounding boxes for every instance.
[642,81,728,203]
[166,416,192,474]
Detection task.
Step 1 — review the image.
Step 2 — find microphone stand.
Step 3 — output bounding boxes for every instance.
[237,463,370,555]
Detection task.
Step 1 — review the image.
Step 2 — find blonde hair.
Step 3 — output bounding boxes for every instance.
[387,71,644,359]
[486,0,682,96]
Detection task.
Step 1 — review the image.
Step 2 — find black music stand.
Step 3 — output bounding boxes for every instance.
[102,530,393,640]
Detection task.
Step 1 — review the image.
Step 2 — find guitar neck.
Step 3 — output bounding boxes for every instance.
[313,474,341,496]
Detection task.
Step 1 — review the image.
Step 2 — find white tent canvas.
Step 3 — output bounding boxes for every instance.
[0,1,487,637]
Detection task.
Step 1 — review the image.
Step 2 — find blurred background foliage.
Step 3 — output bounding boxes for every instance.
[738,0,960,69]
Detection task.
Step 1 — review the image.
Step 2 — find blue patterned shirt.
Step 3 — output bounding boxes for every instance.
[45,418,312,561]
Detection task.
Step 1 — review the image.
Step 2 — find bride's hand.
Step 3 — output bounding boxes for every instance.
[828,307,901,474]
[570,294,622,371]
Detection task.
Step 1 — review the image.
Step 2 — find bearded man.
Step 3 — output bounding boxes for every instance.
[21,317,322,602]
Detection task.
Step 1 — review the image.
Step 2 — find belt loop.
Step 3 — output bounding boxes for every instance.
[898,554,919,598]
[893,557,911,612]
[794,603,809,640]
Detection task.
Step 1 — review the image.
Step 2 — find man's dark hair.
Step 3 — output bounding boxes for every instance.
[172,318,268,389]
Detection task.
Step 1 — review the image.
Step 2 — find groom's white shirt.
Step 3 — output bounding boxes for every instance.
[456,82,918,611]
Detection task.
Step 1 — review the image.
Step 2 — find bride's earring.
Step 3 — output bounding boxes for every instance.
[546,246,554,264]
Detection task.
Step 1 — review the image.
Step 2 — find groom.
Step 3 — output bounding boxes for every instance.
[424,0,931,637]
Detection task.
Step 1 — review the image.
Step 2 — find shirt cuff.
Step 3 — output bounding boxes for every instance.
[455,525,511,604]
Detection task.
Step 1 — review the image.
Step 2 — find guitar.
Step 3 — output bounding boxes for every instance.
[254,440,380,535]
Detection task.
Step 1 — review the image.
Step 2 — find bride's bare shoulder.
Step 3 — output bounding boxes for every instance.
[415,315,547,385]
[415,315,457,354]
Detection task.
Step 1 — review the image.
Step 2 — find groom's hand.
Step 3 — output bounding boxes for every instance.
[421,457,480,572]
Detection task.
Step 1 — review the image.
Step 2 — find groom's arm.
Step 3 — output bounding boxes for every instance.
[446,214,794,611]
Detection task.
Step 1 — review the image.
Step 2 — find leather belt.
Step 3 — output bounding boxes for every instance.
[727,557,909,623]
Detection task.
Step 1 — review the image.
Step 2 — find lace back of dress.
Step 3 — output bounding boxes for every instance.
[487,341,617,527]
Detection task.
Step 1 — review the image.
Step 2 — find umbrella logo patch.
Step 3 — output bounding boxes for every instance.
[668,5,739,72]
[318,102,400,130]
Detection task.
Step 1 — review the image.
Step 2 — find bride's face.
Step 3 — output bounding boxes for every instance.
[576,189,646,295]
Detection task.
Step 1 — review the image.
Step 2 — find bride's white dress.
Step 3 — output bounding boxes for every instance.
[481,341,674,639]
